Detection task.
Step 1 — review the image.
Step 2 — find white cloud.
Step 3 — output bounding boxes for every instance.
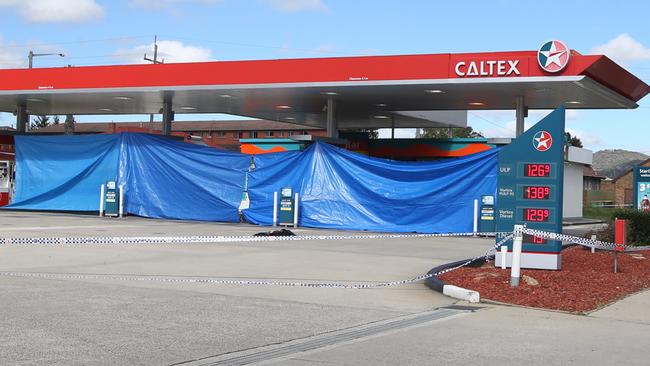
[591,33,650,66]
[116,40,213,64]
[261,0,327,12]
[130,0,221,10]
[0,0,103,23]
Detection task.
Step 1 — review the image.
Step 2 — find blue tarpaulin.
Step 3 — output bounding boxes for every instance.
[6,133,497,233]
[10,134,121,211]
[244,142,497,233]
[119,133,250,221]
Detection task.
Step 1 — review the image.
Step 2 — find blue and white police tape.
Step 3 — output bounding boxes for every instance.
[0,234,513,289]
[521,228,650,252]
[0,231,508,246]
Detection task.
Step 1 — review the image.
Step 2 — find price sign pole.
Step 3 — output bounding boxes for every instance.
[495,107,565,270]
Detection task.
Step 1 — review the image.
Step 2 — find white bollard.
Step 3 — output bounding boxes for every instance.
[510,225,523,287]
[293,192,299,228]
[500,245,508,269]
[591,235,597,254]
[272,191,278,227]
[118,185,125,218]
[99,184,105,217]
[473,199,478,235]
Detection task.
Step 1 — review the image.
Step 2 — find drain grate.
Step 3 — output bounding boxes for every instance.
[179,307,477,366]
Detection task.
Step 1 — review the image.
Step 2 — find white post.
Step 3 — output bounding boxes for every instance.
[510,225,523,287]
[293,192,299,228]
[500,246,508,270]
[118,185,125,218]
[272,191,278,227]
[591,235,597,254]
[99,184,105,217]
[473,199,479,235]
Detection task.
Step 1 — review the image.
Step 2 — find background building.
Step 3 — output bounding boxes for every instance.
[601,158,650,207]
[35,120,327,151]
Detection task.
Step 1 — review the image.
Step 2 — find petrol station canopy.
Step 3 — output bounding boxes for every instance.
[0,48,648,133]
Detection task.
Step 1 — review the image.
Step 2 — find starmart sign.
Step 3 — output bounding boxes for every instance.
[454,60,521,77]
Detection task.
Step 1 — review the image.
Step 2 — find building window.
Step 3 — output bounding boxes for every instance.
[267,131,275,137]
[236,131,243,139]
[250,131,258,138]
[301,130,308,135]
[216,131,226,137]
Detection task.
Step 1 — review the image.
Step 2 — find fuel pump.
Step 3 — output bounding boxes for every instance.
[0,160,14,206]
[278,187,294,226]
[479,195,495,232]
[103,181,119,217]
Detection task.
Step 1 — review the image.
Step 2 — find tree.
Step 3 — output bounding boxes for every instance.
[565,132,583,148]
[53,115,61,125]
[418,126,484,139]
[30,115,51,130]
[64,114,75,135]
[342,129,379,139]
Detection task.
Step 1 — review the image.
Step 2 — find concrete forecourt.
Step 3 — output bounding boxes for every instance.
[0,211,647,365]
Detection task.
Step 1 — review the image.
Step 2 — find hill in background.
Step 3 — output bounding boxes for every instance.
[593,149,649,179]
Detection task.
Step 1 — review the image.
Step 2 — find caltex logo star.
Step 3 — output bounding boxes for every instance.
[537,40,570,73]
[533,131,553,151]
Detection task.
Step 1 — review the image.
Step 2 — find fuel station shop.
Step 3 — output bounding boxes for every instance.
[0,41,648,259]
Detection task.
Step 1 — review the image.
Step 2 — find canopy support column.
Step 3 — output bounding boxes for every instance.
[162,97,174,136]
[515,95,527,137]
[326,97,338,138]
[15,102,28,134]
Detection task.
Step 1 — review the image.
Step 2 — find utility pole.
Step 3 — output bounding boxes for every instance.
[144,35,164,64]
[143,36,164,128]
[26,51,65,132]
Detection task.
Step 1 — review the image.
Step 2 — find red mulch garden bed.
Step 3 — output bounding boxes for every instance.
[438,246,650,313]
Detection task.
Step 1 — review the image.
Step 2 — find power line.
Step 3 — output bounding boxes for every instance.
[157,34,365,56]
[0,35,155,51]
[468,111,513,133]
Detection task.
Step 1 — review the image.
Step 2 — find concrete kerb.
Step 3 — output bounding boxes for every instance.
[424,257,488,303]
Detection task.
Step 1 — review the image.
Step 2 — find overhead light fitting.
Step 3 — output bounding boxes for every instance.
[424,89,445,94]
[320,92,340,96]
[26,98,44,102]
[113,96,132,101]
[98,108,113,112]
[180,106,197,110]
[566,101,581,105]
[219,94,233,98]
[283,117,296,120]
[373,115,391,119]
[375,103,388,107]
[467,102,485,106]
[276,105,292,109]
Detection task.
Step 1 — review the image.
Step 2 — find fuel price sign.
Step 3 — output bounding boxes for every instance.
[495,107,565,270]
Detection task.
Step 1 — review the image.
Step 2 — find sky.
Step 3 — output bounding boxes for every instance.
[0,0,648,153]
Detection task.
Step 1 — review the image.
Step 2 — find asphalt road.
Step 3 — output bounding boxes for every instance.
[0,211,647,366]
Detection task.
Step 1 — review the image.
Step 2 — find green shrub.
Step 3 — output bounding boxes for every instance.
[610,209,650,246]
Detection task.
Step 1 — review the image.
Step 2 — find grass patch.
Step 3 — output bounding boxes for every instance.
[583,206,617,221]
